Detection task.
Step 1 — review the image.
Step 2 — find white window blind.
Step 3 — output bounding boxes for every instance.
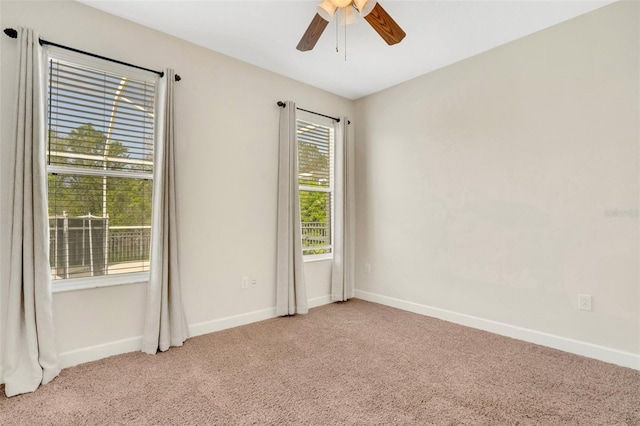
[297,116,334,257]
[46,49,157,281]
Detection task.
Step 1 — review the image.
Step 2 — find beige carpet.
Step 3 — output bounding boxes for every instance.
[1,299,638,425]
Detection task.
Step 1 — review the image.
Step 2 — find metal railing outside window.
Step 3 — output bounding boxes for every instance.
[49,213,151,279]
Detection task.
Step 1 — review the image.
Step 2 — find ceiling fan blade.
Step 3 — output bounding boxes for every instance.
[364,2,406,45]
[297,13,330,51]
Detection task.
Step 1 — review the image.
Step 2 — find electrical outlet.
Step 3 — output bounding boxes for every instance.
[241,276,249,290]
[365,263,371,274]
[251,278,257,288]
[578,294,592,311]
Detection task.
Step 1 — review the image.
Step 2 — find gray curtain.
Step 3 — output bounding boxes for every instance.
[331,118,355,301]
[3,27,61,397]
[276,101,308,315]
[142,69,189,354]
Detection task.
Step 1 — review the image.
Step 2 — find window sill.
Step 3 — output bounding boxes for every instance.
[52,272,149,293]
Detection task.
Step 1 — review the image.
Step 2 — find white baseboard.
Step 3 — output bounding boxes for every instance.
[355,290,640,371]
[59,336,143,369]
[189,294,333,337]
[189,307,277,338]
[57,295,335,369]
[308,294,333,308]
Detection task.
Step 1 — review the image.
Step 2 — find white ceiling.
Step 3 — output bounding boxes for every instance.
[79,0,614,100]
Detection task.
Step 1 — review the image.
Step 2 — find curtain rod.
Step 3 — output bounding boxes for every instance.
[4,28,181,81]
[277,101,350,125]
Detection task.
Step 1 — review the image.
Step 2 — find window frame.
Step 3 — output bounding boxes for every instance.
[296,111,335,262]
[45,46,158,293]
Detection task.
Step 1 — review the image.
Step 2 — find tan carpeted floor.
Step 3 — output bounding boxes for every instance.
[1,299,638,425]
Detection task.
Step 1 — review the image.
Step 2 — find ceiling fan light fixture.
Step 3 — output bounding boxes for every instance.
[340,6,357,26]
[317,0,338,21]
[329,0,352,9]
[354,0,377,17]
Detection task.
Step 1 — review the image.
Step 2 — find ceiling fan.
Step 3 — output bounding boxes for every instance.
[297,0,406,51]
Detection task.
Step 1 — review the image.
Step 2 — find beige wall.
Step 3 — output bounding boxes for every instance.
[354,1,639,355]
[0,0,354,368]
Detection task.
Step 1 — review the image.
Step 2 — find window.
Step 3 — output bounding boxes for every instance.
[297,113,334,259]
[46,48,157,284]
